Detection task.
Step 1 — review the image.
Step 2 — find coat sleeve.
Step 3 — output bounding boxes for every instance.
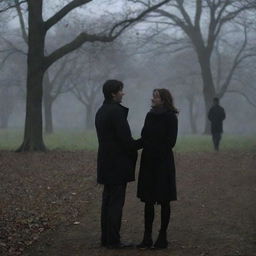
[112,109,137,151]
[135,113,150,150]
[166,113,178,148]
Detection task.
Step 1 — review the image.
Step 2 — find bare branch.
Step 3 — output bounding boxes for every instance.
[227,90,256,108]
[215,0,231,25]
[51,58,69,86]
[109,0,171,37]
[52,68,78,100]
[214,37,222,89]
[0,0,26,13]
[194,0,202,29]
[175,0,193,27]
[218,25,251,97]
[44,33,114,70]
[153,9,186,28]
[14,0,28,44]
[45,0,93,31]
[0,36,27,55]
[44,0,171,69]
[0,51,16,70]
[128,0,149,7]
[215,2,254,38]
[71,82,89,106]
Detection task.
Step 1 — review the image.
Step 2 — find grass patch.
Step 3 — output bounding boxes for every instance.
[45,130,98,151]
[0,129,98,151]
[174,135,256,152]
[0,129,255,152]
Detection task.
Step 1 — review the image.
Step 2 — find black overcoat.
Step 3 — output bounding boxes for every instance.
[208,105,226,134]
[95,100,138,185]
[137,109,178,203]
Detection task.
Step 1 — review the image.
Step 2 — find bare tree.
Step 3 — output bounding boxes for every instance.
[0,30,27,128]
[226,62,256,109]
[212,21,256,98]
[130,0,255,133]
[166,49,202,134]
[1,0,170,151]
[43,55,78,134]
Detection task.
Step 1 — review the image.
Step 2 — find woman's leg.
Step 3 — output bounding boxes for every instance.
[154,202,171,248]
[137,202,154,248]
[144,202,154,237]
[160,202,171,232]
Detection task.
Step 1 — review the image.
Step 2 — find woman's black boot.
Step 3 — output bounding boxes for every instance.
[153,230,168,249]
[137,232,153,249]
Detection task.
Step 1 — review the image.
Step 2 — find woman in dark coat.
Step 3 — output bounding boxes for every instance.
[137,88,178,249]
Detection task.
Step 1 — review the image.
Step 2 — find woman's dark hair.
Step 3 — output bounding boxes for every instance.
[154,88,179,114]
[103,80,123,100]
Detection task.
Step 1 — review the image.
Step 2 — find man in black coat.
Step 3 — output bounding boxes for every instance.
[208,97,226,151]
[95,79,138,249]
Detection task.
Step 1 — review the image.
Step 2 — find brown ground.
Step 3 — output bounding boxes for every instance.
[0,150,255,256]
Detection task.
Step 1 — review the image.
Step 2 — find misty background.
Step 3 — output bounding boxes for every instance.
[0,0,256,138]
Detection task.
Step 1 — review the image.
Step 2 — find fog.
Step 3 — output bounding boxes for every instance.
[0,0,256,136]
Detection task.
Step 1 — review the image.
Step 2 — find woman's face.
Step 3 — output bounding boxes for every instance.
[151,90,164,107]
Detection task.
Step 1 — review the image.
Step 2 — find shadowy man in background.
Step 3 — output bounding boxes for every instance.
[95,79,139,249]
[208,97,226,151]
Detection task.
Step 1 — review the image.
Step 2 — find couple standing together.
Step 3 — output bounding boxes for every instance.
[95,79,178,250]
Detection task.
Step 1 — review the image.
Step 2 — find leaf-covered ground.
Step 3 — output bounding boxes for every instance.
[0,150,255,256]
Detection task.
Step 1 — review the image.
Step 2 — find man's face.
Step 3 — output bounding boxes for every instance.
[112,89,124,103]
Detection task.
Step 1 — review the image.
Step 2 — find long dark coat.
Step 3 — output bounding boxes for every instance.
[208,105,226,134]
[95,100,138,185]
[137,109,178,202]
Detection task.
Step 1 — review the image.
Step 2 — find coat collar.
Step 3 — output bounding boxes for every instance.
[150,106,170,115]
[103,99,116,104]
[103,99,129,115]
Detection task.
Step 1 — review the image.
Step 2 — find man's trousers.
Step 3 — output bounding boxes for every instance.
[101,183,127,246]
[212,133,221,151]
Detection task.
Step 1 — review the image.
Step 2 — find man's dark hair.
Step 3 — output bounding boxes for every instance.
[103,80,123,100]
[213,97,219,104]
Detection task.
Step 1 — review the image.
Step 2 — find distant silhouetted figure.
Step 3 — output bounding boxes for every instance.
[208,97,226,151]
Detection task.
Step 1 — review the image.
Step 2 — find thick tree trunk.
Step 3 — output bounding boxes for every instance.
[17,0,46,152]
[43,73,54,134]
[198,53,216,134]
[17,68,46,151]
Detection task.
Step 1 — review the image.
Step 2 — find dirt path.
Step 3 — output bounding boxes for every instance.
[1,151,256,256]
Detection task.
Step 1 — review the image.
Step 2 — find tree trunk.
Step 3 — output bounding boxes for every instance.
[198,53,216,134]
[44,95,53,134]
[0,114,9,129]
[43,72,54,134]
[187,96,197,134]
[16,0,46,152]
[0,88,13,129]
[85,104,94,129]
